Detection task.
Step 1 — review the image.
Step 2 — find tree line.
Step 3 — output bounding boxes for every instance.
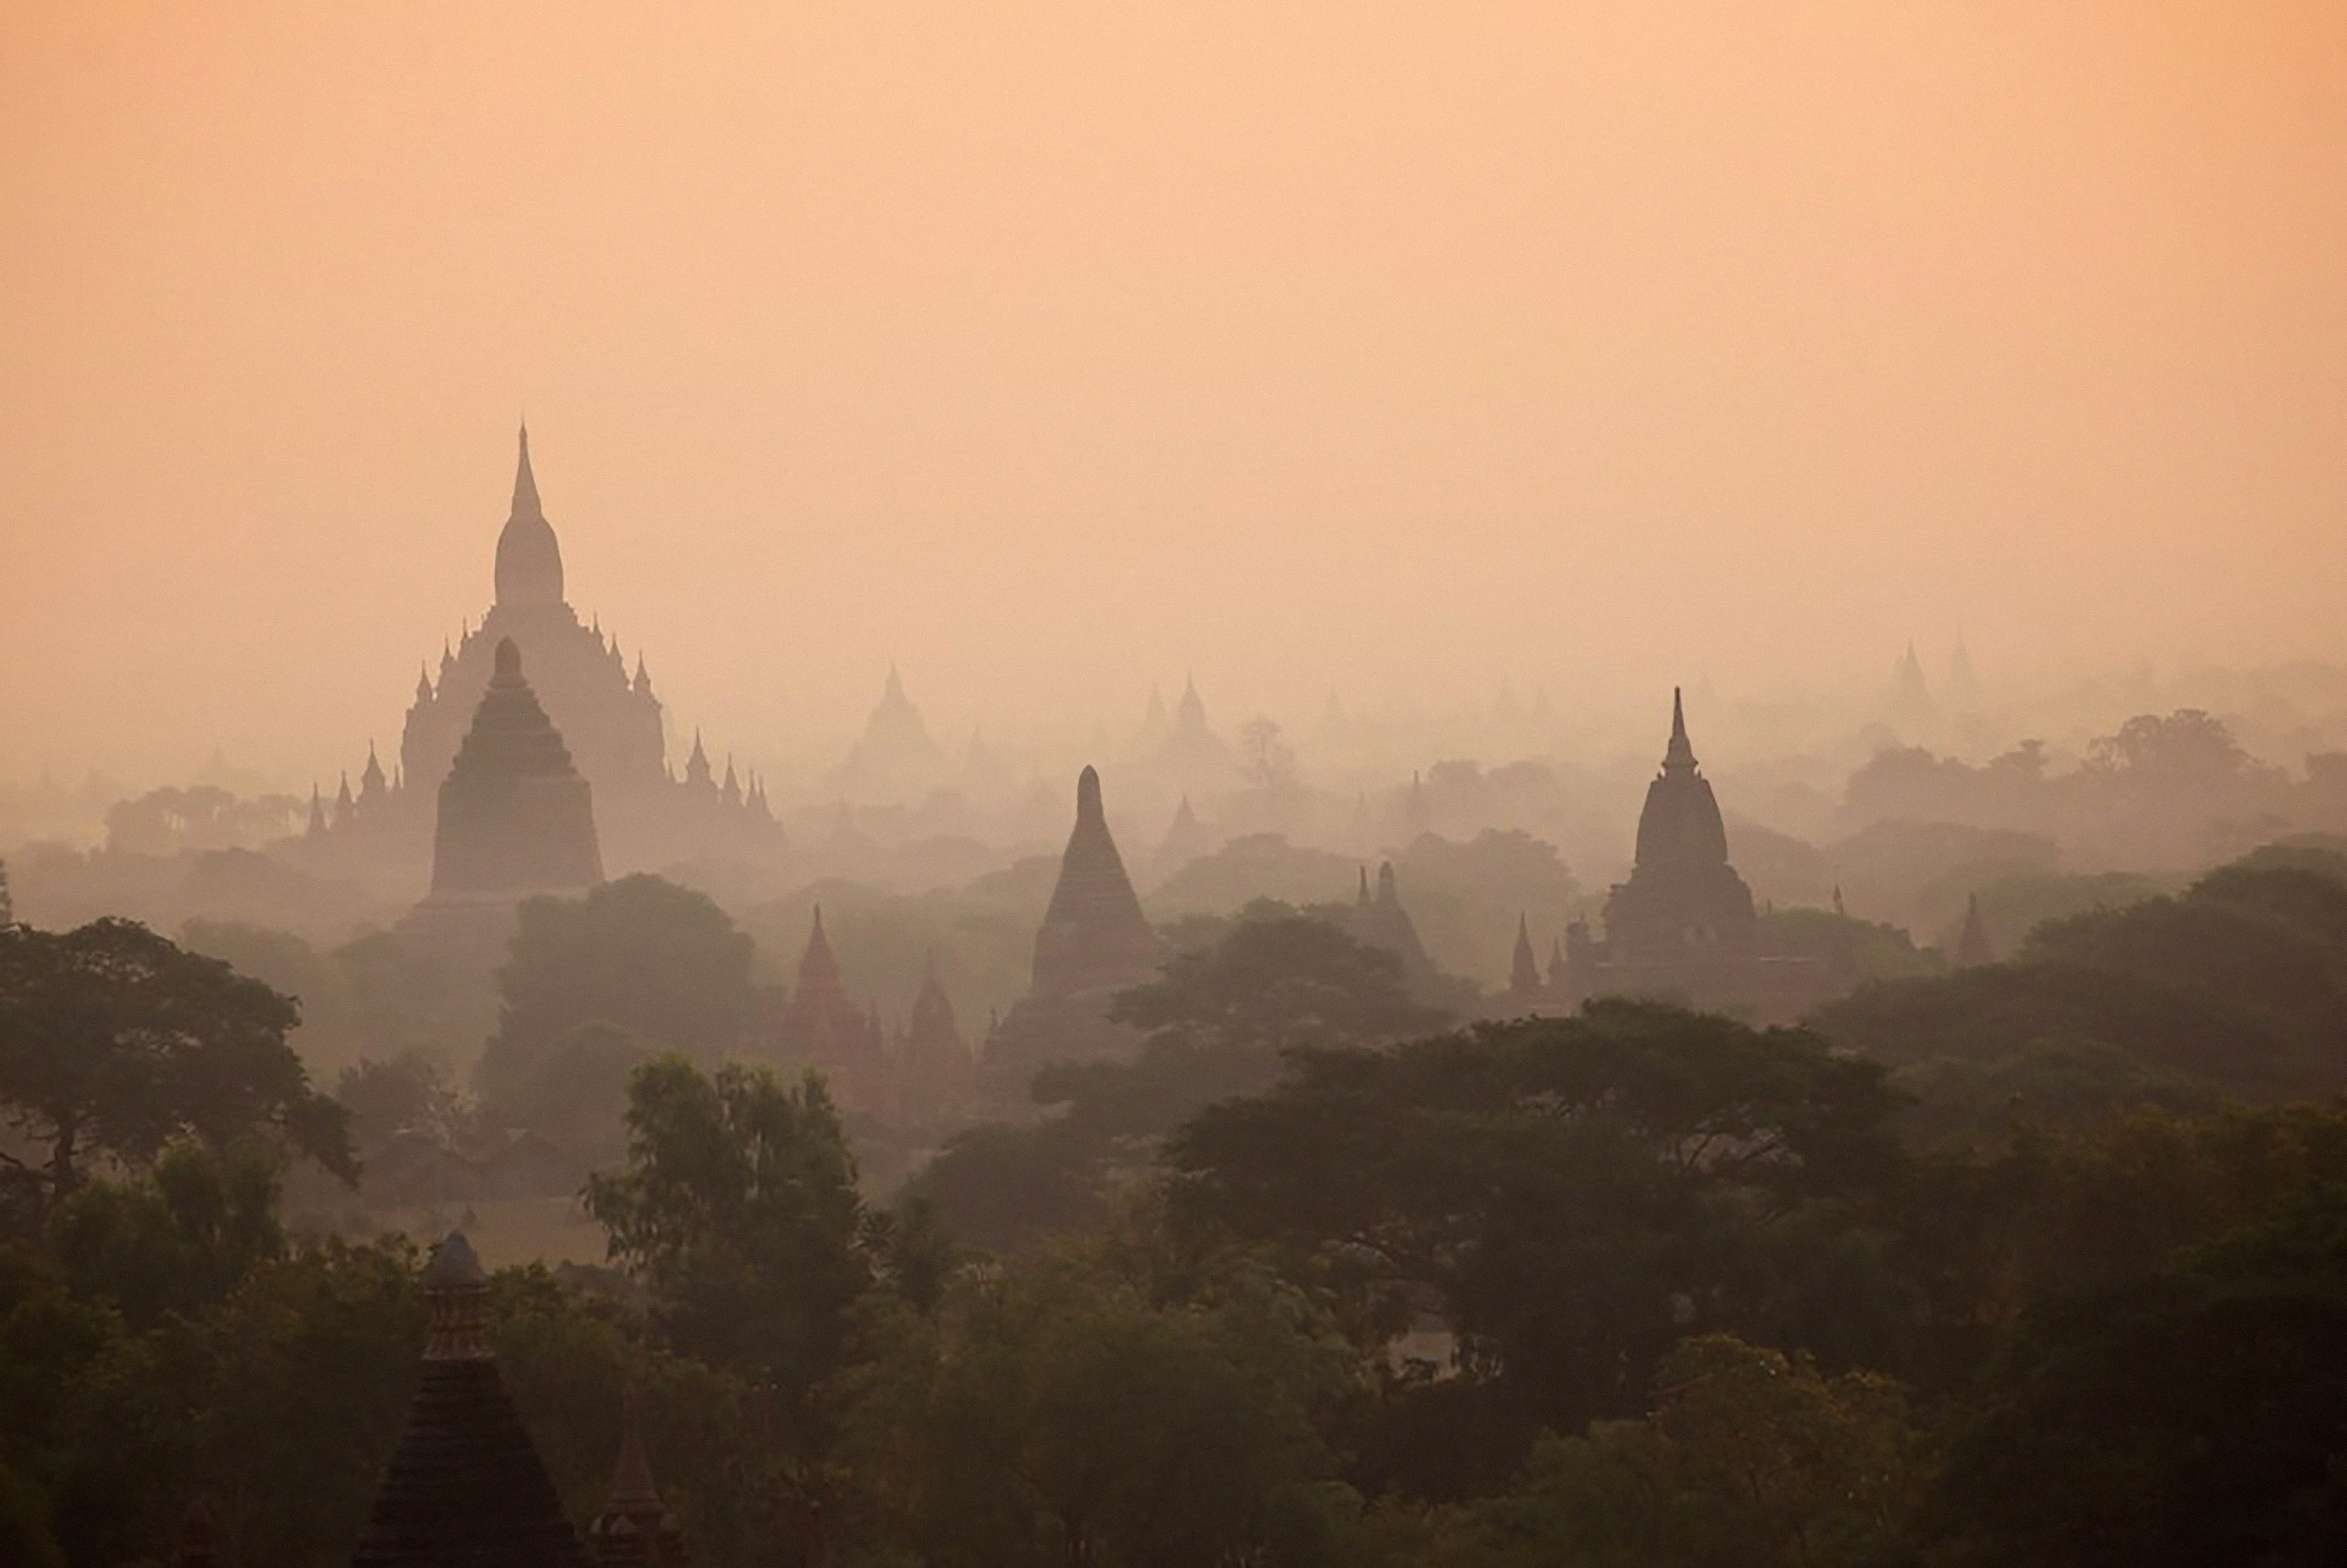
[5,853,2347,1564]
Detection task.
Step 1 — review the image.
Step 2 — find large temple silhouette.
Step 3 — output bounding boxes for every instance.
[981,765,1166,1103]
[301,429,780,887]
[1518,690,1827,1024]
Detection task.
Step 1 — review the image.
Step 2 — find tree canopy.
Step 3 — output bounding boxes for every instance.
[479,874,758,1121]
[1166,1000,1907,1493]
[0,918,352,1211]
[584,1057,871,1417]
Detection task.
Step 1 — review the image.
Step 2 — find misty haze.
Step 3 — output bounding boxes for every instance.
[3,6,2345,1567]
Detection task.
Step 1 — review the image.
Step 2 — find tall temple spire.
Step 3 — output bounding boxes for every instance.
[513,423,542,518]
[495,425,565,608]
[1510,913,1540,995]
[1663,686,1697,774]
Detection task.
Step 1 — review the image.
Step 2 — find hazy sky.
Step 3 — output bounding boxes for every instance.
[4,2,2343,787]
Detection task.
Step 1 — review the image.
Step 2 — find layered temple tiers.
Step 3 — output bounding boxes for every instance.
[352,1235,591,1568]
[302,427,778,886]
[1528,690,1824,1025]
[429,638,604,900]
[983,766,1167,1100]
[1601,687,1757,961]
[404,428,669,814]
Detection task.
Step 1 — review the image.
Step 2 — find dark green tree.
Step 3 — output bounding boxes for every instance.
[1166,1000,1908,1494]
[46,1136,289,1329]
[584,1059,871,1412]
[1922,1183,2347,1568]
[0,918,353,1213]
[479,875,756,1116]
[919,912,1445,1254]
[1425,1334,1927,1568]
[840,1243,1362,1568]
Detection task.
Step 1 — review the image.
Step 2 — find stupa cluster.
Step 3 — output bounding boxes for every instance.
[767,907,975,1128]
[303,427,1843,1131]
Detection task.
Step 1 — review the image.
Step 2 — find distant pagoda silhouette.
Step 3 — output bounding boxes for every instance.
[304,426,778,885]
[771,905,888,1116]
[983,766,1166,1102]
[1540,690,1827,1025]
[895,951,975,1131]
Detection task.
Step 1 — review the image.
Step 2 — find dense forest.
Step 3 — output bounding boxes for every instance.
[6,847,2347,1565]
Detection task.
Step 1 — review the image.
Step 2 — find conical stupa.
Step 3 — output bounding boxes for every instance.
[350,1234,590,1567]
[983,767,1166,1099]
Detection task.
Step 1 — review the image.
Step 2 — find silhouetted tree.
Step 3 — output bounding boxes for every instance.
[479,875,756,1116]
[1922,1183,2347,1567]
[1166,1000,1906,1493]
[0,918,352,1214]
[585,1059,870,1416]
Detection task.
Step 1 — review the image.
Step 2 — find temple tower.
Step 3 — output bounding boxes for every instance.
[1600,689,1756,961]
[585,1394,687,1568]
[774,907,886,1114]
[1509,914,1540,997]
[1955,892,1995,968]
[1030,766,1161,999]
[897,952,973,1129]
[984,767,1166,1099]
[429,638,604,900]
[350,1234,589,1567]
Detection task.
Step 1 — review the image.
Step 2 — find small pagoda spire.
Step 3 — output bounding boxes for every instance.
[416,664,434,704]
[588,1389,687,1566]
[350,1231,590,1567]
[1663,687,1698,774]
[1510,913,1540,995]
[513,422,542,519]
[361,741,388,799]
[684,730,711,789]
[306,783,328,838]
[1955,892,1995,968]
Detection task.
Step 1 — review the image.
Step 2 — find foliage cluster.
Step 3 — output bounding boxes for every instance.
[7,868,2347,1566]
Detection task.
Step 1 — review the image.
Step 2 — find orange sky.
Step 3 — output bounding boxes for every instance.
[3,1,2343,786]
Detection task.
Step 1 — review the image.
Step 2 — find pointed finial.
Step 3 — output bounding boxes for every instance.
[1663,687,1697,772]
[511,424,542,519]
[1077,764,1103,821]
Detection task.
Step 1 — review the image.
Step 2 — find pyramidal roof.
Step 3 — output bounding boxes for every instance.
[350,1233,590,1568]
[1029,766,1161,997]
[797,905,845,994]
[1044,767,1149,931]
[429,639,604,897]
